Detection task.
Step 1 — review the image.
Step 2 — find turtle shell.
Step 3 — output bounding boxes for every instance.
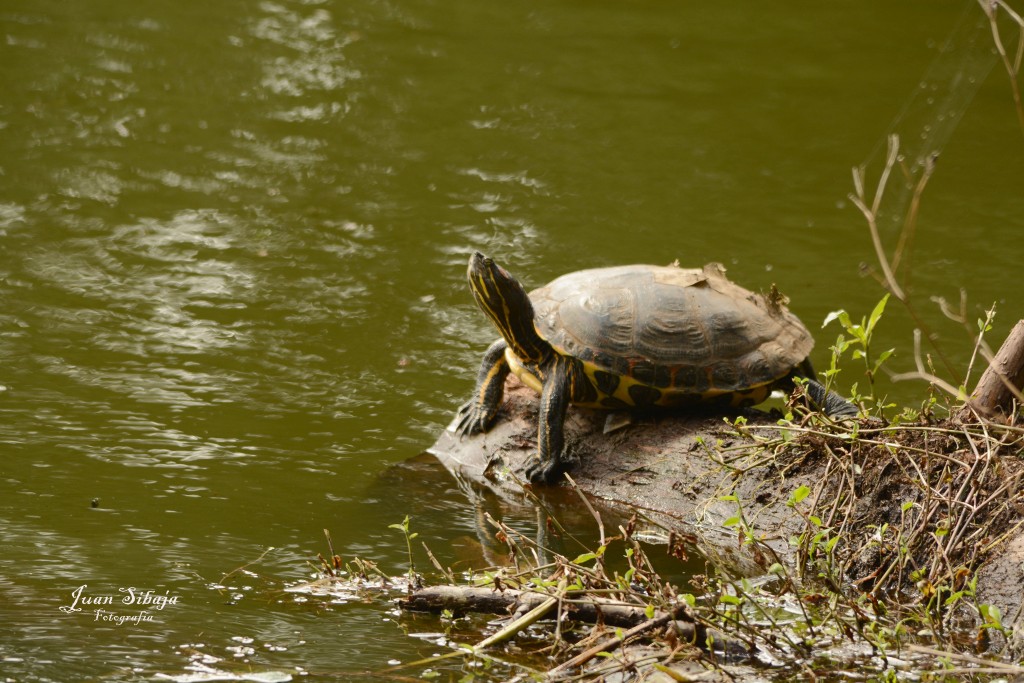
[528,262,813,406]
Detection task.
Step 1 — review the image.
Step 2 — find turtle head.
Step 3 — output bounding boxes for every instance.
[467,252,550,364]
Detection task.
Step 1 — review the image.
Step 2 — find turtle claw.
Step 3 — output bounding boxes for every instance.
[525,456,564,485]
[525,450,578,485]
[454,400,492,437]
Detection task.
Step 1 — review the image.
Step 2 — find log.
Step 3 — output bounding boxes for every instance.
[398,584,749,656]
[400,584,690,629]
[958,319,1024,421]
[429,379,805,577]
[546,602,698,677]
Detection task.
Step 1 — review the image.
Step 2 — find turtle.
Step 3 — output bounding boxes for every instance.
[455,252,855,484]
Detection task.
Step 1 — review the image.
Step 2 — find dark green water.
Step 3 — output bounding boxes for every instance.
[2,1,1022,680]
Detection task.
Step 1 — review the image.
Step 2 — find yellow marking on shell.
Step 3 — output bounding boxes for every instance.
[509,349,776,410]
[579,366,645,408]
[574,364,773,409]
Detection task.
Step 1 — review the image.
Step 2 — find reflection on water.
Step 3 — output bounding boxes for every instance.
[2,0,1022,679]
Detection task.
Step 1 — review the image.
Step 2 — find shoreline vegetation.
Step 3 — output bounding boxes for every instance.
[412,354,1024,680]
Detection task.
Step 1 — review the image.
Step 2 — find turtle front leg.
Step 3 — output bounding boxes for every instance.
[455,339,510,436]
[526,356,577,484]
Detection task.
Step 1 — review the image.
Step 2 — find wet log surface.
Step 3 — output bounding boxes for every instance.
[401,584,658,628]
[428,376,1024,645]
[431,378,832,575]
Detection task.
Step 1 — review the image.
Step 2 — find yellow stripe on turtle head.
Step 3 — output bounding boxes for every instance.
[467,252,551,364]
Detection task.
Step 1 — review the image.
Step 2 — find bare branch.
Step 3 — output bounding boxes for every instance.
[849,135,907,302]
[979,0,1024,133]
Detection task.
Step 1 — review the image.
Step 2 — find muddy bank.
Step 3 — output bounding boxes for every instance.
[429,377,1024,645]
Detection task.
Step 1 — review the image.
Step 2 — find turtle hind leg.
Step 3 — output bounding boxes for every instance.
[455,339,510,436]
[791,360,858,419]
[804,379,859,419]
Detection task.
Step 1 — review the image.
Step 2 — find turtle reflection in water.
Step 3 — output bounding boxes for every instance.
[456,252,855,484]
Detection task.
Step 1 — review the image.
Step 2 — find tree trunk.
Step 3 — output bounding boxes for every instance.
[958,319,1024,421]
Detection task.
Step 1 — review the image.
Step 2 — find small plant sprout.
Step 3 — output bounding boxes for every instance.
[720,493,754,545]
[787,484,812,508]
[389,515,419,592]
[824,293,895,403]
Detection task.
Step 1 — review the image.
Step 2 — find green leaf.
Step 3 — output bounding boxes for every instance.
[943,591,964,607]
[823,310,851,329]
[901,501,914,512]
[572,552,597,565]
[719,494,738,502]
[867,293,890,333]
[723,516,741,528]
[981,603,1003,627]
[645,603,655,619]
[719,594,742,605]
[787,485,811,507]
[875,348,895,367]
[831,333,851,354]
